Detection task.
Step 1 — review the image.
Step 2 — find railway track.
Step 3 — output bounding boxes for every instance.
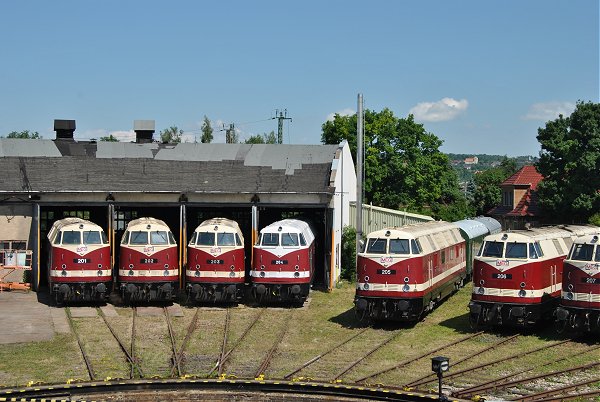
[169,307,201,377]
[65,307,96,381]
[254,309,294,378]
[164,306,182,377]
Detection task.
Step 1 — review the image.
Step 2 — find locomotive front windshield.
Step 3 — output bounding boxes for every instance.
[569,243,597,261]
[126,230,175,245]
[282,233,299,247]
[505,243,527,259]
[481,241,542,259]
[389,239,410,254]
[61,231,81,245]
[259,232,303,247]
[366,238,419,255]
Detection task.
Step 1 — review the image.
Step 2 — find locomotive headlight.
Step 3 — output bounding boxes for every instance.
[260,271,265,278]
[97,269,102,276]
[567,292,574,300]
[128,269,134,276]
[260,265,265,270]
[294,272,300,278]
[363,283,370,290]
[520,282,526,289]
[196,264,200,270]
[479,279,485,286]
[61,264,67,269]
[195,270,200,277]
[404,277,410,283]
[364,275,370,282]
[518,289,526,298]
[477,286,485,295]
[61,269,67,277]
[295,265,299,271]
[568,284,574,291]
[229,271,235,278]
[129,263,134,269]
[230,265,235,271]
[98,264,103,269]
[164,264,169,269]
[402,284,410,292]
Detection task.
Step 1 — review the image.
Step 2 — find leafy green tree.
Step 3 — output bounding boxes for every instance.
[536,101,600,223]
[471,156,517,215]
[160,126,183,143]
[322,108,470,220]
[244,131,277,144]
[201,116,213,143]
[99,134,119,142]
[340,226,357,281]
[4,130,41,139]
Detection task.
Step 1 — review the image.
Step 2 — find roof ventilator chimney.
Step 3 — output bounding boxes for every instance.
[54,119,76,140]
[134,120,155,144]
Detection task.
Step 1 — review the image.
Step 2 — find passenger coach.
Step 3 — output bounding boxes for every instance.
[355,221,467,321]
[47,218,111,303]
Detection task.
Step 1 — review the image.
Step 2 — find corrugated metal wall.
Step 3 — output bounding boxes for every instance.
[349,202,433,234]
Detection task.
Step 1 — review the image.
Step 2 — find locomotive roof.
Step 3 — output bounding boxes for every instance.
[0,140,341,197]
[126,217,170,231]
[569,231,600,245]
[485,225,598,242]
[47,218,103,241]
[195,217,242,234]
[260,219,315,244]
[367,220,459,239]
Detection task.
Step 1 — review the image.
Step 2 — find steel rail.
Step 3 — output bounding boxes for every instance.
[284,327,369,380]
[254,309,293,378]
[454,342,600,397]
[513,376,600,402]
[356,331,484,384]
[164,307,182,377]
[533,388,600,402]
[169,307,201,377]
[65,307,96,381]
[407,339,571,388]
[131,307,137,379]
[401,333,518,387]
[334,328,404,381]
[209,308,264,377]
[216,308,231,377]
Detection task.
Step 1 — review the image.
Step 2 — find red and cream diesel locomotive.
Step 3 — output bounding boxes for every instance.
[555,232,600,333]
[118,217,178,302]
[47,218,111,303]
[354,221,467,321]
[469,225,598,328]
[186,218,245,302]
[251,219,315,304]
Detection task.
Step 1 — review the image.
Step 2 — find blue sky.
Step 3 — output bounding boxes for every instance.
[1,1,598,156]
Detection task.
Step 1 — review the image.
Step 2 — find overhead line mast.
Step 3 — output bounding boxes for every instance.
[274,109,292,144]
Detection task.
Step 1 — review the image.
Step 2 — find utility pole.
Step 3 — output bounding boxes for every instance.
[274,109,292,144]
[356,94,364,255]
[225,123,236,144]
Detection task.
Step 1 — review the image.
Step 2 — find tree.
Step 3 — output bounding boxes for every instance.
[4,130,41,139]
[244,131,277,144]
[471,156,517,215]
[160,126,183,143]
[201,116,213,143]
[99,134,119,142]
[536,101,600,223]
[322,108,471,220]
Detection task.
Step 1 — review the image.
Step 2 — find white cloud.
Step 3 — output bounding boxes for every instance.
[326,108,355,122]
[409,98,469,122]
[110,130,136,142]
[522,101,575,120]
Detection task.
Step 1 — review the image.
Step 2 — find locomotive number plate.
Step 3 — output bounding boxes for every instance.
[272,259,288,265]
[207,259,224,264]
[140,258,158,264]
[492,273,513,279]
[377,269,396,275]
[582,277,600,284]
[73,258,91,264]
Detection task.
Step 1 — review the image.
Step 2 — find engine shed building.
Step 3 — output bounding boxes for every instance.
[0,120,357,292]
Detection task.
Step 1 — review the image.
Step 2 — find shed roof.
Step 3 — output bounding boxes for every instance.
[502,165,543,190]
[0,140,341,196]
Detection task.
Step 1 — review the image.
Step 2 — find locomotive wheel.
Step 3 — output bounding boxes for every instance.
[469,312,481,330]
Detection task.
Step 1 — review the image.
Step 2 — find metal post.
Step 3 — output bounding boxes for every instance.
[356,94,364,255]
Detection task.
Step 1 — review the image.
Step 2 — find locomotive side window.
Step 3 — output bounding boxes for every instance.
[130,231,149,245]
[595,246,600,262]
[197,232,214,246]
[389,239,410,254]
[366,238,386,254]
[411,239,421,254]
[217,233,235,246]
[281,233,299,247]
[53,232,62,245]
[150,231,168,245]
[235,233,243,246]
[188,232,197,245]
[534,242,544,257]
[570,243,594,261]
[121,231,130,244]
[168,231,176,245]
[506,242,527,259]
[529,243,539,259]
[83,231,102,245]
[299,233,307,246]
[262,233,279,246]
[62,231,81,245]
[482,241,504,258]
